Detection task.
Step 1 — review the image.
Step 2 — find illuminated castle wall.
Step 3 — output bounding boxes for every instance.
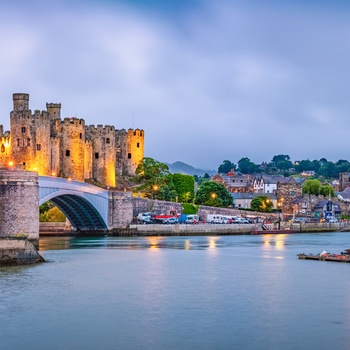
[0,93,144,187]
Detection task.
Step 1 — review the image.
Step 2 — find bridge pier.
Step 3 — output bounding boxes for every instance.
[0,169,39,240]
[108,191,133,229]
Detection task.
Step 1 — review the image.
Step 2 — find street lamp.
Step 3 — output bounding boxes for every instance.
[153,185,159,199]
[211,193,217,199]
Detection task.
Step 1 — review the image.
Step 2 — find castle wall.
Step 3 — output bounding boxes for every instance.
[86,124,116,187]
[10,94,51,174]
[5,93,144,187]
[84,140,93,180]
[0,135,11,167]
[46,102,61,137]
[126,129,144,176]
[115,128,144,177]
[50,137,60,176]
[57,118,86,181]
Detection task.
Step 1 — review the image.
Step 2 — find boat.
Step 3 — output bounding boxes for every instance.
[297,250,350,262]
[250,229,296,235]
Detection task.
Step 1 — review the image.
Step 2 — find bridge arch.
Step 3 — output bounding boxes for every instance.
[39,176,109,231]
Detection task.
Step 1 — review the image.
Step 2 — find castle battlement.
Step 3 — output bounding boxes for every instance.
[86,124,116,135]
[128,128,144,137]
[6,93,144,186]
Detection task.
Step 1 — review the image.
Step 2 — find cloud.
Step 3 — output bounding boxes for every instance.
[0,0,349,170]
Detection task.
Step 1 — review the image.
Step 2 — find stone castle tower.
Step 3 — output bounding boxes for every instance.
[0,93,144,187]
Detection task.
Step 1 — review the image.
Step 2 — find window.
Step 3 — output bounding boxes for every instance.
[128,153,131,159]
[17,139,20,147]
[106,138,110,144]
[21,127,26,133]
[95,153,99,159]
[79,133,82,139]
[27,138,31,147]
[0,144,4,153]
[66,150,70,157]
[137,142,140,148]
[36,144,41,151]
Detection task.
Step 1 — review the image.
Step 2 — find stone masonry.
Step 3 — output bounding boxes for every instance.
[0,93,144,188]
[0,169,39,239]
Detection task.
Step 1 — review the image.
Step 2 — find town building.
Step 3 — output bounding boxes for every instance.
[252,175,284,193]
[276,177,306,215]
[212,171,252,193]
[0,93,144,188]
[231,192,277,210]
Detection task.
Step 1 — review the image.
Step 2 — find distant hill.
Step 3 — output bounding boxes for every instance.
[164,161,216,177]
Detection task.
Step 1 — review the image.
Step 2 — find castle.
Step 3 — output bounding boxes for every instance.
[0,93,144,187]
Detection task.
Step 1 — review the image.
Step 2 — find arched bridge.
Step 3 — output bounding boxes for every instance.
[39,176,109,230]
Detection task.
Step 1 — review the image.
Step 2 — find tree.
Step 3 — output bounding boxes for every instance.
[272,155,293,172]
[318,162,338,178]
[237,157,258,174]
[182,203,199,214]
[320,184,334,197]
[302,179,321,195]
[134,157,171,198]
[218,160,236,174]
[194,181,232,207]
[250,196,273,213]
[172,173,195,203]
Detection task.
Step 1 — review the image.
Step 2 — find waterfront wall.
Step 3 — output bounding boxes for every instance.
[131,197,183,217]
[0,238,45,266]
[130,197,278,222]
[0,169,39,239]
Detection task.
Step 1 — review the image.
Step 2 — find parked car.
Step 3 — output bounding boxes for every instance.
[207,214,225,224]
[185,215,199,224]
[163,217,178,224]
[327,218,338,223]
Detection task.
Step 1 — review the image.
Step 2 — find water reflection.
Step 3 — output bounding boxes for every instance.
[262,234,286,250]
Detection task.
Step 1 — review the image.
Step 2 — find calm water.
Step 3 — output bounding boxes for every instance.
[1,232,350,350]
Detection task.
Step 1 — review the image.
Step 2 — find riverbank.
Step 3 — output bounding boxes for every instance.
[0,238,45,266]
[38,222,350,237]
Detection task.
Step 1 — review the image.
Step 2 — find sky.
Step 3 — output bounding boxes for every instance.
[0,0,349,171]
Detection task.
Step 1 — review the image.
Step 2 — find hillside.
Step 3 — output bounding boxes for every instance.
[164,161,216,176]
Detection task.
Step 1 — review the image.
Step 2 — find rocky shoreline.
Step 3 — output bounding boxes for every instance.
[0,238,45,266]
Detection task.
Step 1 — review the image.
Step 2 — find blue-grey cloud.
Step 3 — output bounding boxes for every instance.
[0,0,349,170]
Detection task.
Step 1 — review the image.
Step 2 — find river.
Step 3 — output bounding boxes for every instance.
[1,232,350,350]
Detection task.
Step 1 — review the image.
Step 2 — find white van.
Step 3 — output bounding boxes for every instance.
[184,215,199,224]
[207,214,225,224]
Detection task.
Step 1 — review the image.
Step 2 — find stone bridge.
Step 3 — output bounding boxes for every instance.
[39,176,109,230]
[0,169,133,239]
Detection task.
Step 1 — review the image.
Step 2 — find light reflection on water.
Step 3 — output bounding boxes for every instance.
[2,232,350,350]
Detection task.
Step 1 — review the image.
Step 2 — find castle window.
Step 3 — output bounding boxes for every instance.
[79,133,82,139]
[21,127,26,133]
[22,139,25,147]
[17,139,20,147]
[66,150,70,157]
[36,144,41,151]
[128,153,131,159]
[1,144,4,153]
[106,138,110,144]
[137,142,140,148]
[95,153,99,159]
[23,162,26,168]
[27,138,31,147]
